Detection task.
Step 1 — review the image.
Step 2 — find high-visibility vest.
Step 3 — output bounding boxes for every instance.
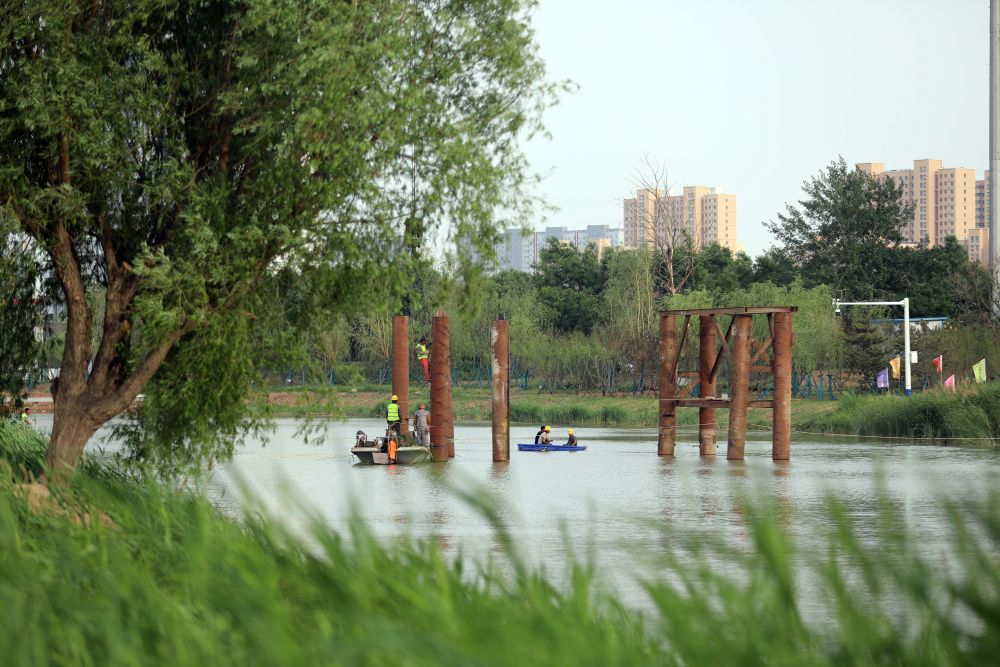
[386,402,400,421]
[416,343,429,360]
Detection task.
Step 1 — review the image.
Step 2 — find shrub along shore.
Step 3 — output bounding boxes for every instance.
[267,382,1000,444]
[2,420,1000,665]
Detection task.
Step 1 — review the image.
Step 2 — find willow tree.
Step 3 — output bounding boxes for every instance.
[0,0,553,476]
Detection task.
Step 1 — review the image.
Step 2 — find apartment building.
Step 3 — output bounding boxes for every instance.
[495,224,625,272]
[622,189,657,247]
[622,186,738,251]
[857,159,990,265]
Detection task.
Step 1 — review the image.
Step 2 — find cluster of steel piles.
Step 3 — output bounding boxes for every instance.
[390,314,510,462]
[390,305,792,463]
[658,307,795,460]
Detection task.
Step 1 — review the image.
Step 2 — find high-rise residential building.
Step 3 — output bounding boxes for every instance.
[976,170,991,229]
[494,224,625,273]
[622,186,738,251]
[857,160,990,265]
[623,189,657,247]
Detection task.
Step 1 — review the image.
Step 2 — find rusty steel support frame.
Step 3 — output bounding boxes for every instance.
[430,313,454,462]
[727,314,752,460]
[491,319,510,462]
[698,315,717,455]
[659,306,796,461]
[391,315,409,437]
[658,314,677,456]
[772,311,793,460]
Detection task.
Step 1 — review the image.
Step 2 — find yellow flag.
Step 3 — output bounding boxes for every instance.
[889,356,900,380]
[973,358,986,383]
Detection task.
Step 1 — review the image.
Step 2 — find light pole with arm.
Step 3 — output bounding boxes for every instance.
[834,297,912,396]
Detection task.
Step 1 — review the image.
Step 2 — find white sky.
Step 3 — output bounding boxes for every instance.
[523,0,990,257]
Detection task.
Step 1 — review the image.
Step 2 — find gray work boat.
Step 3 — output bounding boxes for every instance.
[351,429,431,465]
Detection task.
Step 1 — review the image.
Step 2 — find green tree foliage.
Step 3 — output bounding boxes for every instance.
[534,239,604,334]
[686,244,753,294]
[665,282,844,371]
[0,228,44,407]
[882,238,979,317]
[750,248,798,287]
[765,157,911,299]
[839,311,893,388]
[0,0,554,475]
[600,248,657,373]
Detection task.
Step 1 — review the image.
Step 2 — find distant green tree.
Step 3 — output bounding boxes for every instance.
[688,244,753,295]
[0,0,554,476]
[765,157,912,299]
[884,238,981,317]
[600,248,657,379]
[751,248,799,287]
[534,239,603,334]
[534,238,604,292]
[947,260,999,329]
[840,312,893,389]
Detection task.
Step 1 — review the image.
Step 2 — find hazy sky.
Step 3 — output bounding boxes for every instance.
[523,0,990,258]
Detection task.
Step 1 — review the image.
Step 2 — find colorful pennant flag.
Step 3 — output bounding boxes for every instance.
[877,367,889,389]
[944,374,956,391]
[889,356,900,380]
[932,355,943,372]
[973,358,986,383]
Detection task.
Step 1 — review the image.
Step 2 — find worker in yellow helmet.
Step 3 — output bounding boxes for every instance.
[566,428,578,447]
[386,394,401,436]
[539,425,552,444]
[416,337,431,382]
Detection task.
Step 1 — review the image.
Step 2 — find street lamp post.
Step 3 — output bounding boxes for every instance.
[834,297,912,396]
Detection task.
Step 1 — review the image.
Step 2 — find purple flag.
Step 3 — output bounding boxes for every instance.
[876,367,889,389]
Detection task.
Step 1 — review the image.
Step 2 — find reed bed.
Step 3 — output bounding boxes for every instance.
[798,383,1000,443]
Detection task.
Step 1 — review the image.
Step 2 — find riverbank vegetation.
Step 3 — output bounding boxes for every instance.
[797,383,1000,443]
[265,383,1000,445]
[2,422,999,665]
[267,385,839,431]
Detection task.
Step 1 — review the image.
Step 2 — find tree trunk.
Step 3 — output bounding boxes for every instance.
[45,402,100,480]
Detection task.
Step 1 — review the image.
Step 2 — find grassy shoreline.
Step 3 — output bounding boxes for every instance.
[266,382,1000,444]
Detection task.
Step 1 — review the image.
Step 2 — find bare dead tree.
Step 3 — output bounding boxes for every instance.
[629,157,727,297]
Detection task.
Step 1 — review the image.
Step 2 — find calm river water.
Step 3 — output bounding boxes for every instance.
[199,419,1000,588]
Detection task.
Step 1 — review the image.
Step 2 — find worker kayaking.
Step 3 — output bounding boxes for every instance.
[533,425,545,444]
[566,428,578,447]
[386,394,402,437]
[536,425,552,444]
[416,337,431,382]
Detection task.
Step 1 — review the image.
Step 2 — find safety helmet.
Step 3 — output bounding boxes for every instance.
[390,394,398,401]
[567,429,574,435]
[544,425,550,432]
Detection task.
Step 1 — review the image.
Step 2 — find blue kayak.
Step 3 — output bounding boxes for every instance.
[517,443,586,452]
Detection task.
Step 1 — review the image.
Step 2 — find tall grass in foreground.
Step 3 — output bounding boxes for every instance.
[798,383,1000,443]
[1,429,1000,665]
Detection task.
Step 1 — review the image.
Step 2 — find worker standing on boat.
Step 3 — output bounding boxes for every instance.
[566,429,577,447]
[416,337,431,382]
[413,403,430,446]
[386,394,401,436]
